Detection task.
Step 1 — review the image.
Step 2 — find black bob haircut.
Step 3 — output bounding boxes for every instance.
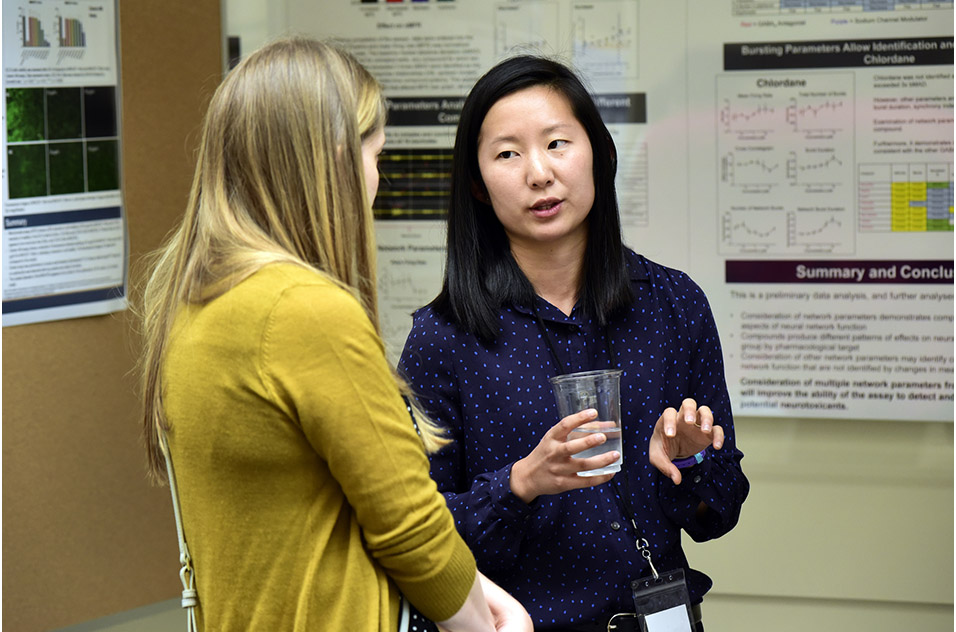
[430,55,633,343]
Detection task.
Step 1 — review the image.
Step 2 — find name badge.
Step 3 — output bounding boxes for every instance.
[631,568,694,632]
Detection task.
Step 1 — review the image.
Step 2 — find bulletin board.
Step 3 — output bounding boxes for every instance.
[1,1,223,630]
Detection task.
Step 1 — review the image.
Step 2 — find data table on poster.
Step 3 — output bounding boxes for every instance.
[733,0,953,14]
[858,162,954,232]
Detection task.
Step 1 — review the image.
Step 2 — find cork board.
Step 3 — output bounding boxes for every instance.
[1,1,223,629]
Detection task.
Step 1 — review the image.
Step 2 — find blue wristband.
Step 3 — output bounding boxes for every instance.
[672,449,706,469]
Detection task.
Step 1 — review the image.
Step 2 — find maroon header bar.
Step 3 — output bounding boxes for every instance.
[725,260,954,284]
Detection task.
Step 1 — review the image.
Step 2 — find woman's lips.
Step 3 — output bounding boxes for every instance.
[530,198,562,217]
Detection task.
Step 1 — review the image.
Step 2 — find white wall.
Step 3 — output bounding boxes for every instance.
[685,416,953,631]
[221,0,289,59]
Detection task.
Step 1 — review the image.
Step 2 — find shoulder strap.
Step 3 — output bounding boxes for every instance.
[159,430,199,632]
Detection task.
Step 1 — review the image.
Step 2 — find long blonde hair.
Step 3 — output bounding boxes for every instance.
[138,37,445,482]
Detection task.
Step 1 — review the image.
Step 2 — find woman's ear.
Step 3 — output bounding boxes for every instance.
[470,179,490,204]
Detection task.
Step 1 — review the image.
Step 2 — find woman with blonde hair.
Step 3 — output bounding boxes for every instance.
[138,37,531,632]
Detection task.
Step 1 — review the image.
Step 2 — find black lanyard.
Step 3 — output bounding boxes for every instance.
[532,301,659,577]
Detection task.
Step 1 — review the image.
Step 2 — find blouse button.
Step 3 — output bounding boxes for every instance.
[610,521,622,531]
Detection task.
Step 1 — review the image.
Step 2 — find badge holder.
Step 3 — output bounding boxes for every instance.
[631,567,694,632]
[612,477,695,632]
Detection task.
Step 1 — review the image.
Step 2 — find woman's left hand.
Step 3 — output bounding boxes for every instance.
[648,398,724,485]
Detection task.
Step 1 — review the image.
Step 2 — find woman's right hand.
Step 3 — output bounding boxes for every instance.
[509,408,619,504]
[436,571,532,632]
[479,572,533,631]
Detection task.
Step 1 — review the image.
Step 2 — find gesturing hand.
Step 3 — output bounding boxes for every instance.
[509,408,620,504]
[649,398,724,485]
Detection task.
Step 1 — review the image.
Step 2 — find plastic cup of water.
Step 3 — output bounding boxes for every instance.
[549,369,623,477]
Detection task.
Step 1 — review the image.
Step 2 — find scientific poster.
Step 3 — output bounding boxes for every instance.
[2,0,126,327]
[297,0,954,420]
[686,3,954,420]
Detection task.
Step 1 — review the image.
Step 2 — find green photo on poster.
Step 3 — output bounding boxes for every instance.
[49,142,85,195]
[7,144,47,198]
[86,140,119,192]
[46,88,83,140]
[6,88,46,142]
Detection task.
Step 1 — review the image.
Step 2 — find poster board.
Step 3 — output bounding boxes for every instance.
[292,0,954,421]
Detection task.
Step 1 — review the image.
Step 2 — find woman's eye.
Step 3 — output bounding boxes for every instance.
[497,150,518,159]
[549,139,569,150]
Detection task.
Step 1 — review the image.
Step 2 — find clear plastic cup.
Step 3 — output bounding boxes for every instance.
[549,369,623,476]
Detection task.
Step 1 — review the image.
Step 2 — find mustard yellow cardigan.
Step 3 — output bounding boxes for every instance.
[163,264,476,631]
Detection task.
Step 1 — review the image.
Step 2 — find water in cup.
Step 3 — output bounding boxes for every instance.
[568,423,622,475]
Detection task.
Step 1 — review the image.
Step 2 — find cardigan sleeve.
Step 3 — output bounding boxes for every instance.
[260,281,476,622]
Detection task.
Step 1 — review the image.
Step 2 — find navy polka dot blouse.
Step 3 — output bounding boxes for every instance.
[399,250,749,630]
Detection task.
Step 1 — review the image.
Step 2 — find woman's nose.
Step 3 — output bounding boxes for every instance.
[526,151,554,188]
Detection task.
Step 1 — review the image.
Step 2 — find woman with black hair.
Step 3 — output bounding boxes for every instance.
[399,55,749,632]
